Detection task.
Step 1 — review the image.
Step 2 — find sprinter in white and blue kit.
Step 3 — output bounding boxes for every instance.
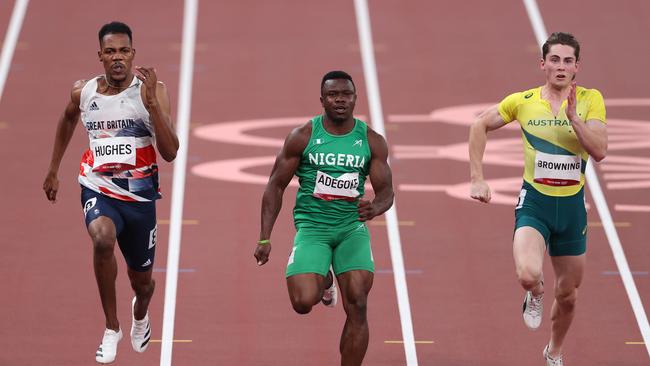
[43,21,179,364]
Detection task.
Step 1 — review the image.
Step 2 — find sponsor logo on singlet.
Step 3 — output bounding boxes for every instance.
[313,171,360,201]
[533,151,581,186]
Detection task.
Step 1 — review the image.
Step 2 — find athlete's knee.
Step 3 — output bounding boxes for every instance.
[130,275,155,297]
[555,286,578,310]
[90,230,115,258]
[290,298,314,315]
[343,293,368,322]
[288,290,319,314]
[516,266,543,290]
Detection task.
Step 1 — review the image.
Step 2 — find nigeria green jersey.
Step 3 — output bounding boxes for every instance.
[293,115,371,228]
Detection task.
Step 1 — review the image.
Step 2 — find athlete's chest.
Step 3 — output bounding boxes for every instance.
[518,101,588,147]
[82,94,152,138]
[302,136,370,172]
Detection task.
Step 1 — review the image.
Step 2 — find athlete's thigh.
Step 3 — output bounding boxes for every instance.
[286,273,326,303]
[115,200,157,272]
[513,183,551,271]
[513,226,547,273]
[81,186,124,238]
[285,227,333,277]
[332,223,374,276]
[336,269,374,305]
[550,254,586,291]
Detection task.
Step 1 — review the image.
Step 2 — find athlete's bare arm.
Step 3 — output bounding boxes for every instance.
[566,82,607,161]
[43,80,87,202]
[254,123,311,266]
[468,104,508,203]
[136,66,179,162]
[358,129,394,221]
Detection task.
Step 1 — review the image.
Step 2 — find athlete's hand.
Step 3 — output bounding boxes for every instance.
[470,179,491,203]
[43,171,59,203]
[357,199,377,221]
[566,81,580,123]
[135,66,158,107]
[254,243,271,266]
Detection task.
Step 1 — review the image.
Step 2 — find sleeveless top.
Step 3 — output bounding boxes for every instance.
[293,115,371,228]
[78,75,160,202]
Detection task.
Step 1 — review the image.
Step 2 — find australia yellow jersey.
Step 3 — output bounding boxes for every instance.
[498,86,606,197]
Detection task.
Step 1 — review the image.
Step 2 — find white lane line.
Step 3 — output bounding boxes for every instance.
[523,0,650,357]
[0,0,29,101]
[160,0,199,365]
[353,0,418,365]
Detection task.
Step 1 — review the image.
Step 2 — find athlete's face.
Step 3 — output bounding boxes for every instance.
[98,33,135,82]
[540,44,579,89]
[320,79,356,123]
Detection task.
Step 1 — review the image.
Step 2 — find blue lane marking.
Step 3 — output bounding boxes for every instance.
[153,268,196,273]
[601,271,648,276]
[376,269,423,275]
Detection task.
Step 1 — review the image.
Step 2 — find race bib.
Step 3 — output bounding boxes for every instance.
[90,136,137,172]
[313,171,360,201]
[533,151,581,186]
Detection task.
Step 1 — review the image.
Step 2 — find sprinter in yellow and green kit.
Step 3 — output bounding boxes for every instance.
[469,33,607,366]
[255,70,394,366]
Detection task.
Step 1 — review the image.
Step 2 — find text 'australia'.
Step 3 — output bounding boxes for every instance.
[527,119,570,127]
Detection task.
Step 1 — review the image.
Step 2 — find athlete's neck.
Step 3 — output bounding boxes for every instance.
[541,83,570,102]
[102,74,134,95]
[322,114,355,135]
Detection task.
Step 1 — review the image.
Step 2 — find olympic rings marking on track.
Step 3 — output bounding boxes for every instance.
[191,99,650,211]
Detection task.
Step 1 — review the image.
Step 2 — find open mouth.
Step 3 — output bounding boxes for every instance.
[334,106,347,113]
[112,63,125,72]
[556,74,567,80]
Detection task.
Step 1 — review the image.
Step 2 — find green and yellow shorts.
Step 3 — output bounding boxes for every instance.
[286,222,374,277]
[514,182,587,256]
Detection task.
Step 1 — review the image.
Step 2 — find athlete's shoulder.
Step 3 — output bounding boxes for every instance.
[499,87,534,109]
[284,120,312,154]
[511,87,540,102]
[498,87,537,122]
[366,126,388,157]
[576,86,604,100]
[70,79,91,105]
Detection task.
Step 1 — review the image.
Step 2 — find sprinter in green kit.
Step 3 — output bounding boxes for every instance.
[254,71,394,366]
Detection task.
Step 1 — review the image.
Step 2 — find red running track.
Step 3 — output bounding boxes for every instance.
[0,0,647,365]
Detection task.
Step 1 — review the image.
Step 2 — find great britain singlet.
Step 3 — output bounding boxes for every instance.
[293,115,371,228]
[78,76,160,202]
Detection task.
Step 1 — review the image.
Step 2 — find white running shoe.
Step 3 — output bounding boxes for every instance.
[130,297,151,353]
[321,270,338,307]
[522,291,543,330]
[543,344,564,366]
[95,328,122,364]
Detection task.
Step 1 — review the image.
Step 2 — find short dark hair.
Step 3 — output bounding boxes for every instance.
[542,32,580,61]
[321,70,356,94]
[98,21,132,46]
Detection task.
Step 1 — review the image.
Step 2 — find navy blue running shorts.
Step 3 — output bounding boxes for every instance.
[81,186,157,272]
